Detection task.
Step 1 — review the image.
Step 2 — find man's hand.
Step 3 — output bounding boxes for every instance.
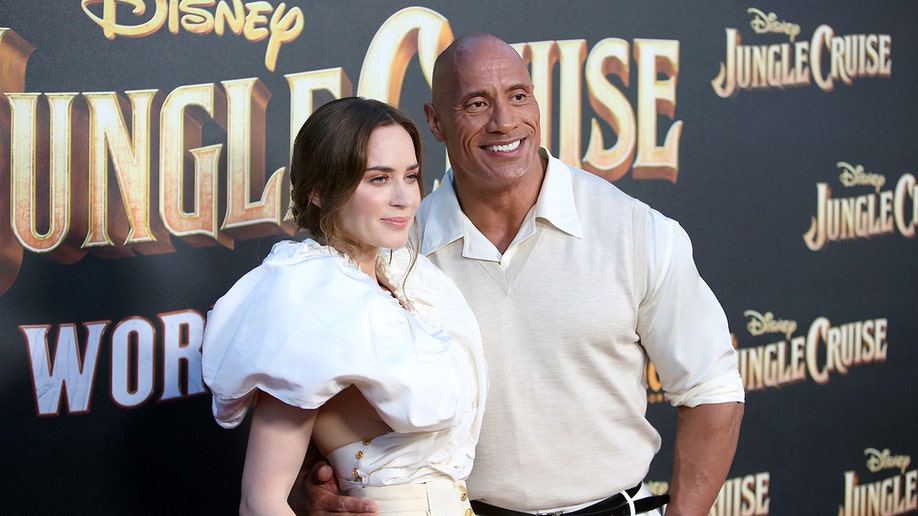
[294,460,378,516]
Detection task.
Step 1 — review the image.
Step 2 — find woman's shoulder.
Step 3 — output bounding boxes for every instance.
[262,239,346,269]
[381,249,454,300]
[254,239,370,289]
[207,239,377,335]
[387,250,482,344]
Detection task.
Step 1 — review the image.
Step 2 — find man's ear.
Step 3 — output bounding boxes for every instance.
[423,103,445,142]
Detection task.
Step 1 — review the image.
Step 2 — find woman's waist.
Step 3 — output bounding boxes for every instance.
[326,431,475,489]
[346,479,473,516]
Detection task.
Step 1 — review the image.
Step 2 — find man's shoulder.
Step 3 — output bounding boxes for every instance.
[561,161,648,211]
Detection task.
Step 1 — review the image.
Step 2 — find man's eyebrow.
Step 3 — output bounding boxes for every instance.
[507,82,533,92]
[458,83,533,103]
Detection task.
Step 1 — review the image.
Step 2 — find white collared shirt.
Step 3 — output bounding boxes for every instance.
[420,148,582,268]
[416,149,744,511]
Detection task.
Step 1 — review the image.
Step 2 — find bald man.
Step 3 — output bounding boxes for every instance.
[305,33,745,516]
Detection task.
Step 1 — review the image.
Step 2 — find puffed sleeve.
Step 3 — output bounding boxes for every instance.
[202,241,466,432]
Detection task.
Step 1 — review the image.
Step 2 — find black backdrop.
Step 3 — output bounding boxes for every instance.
[1,2,916,514]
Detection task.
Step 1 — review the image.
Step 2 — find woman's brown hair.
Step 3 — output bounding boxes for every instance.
[288,96,424,263]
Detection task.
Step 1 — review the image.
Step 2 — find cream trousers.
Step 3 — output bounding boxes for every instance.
[346,479,474,516]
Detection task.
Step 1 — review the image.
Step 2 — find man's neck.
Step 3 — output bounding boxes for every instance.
[454,165,545,254]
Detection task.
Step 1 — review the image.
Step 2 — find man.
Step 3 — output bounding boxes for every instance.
[307,33,744,516]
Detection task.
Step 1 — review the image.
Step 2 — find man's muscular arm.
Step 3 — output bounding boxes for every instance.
[665,402,744,516]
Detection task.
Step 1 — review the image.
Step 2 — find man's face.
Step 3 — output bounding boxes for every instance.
[426,39,542,189]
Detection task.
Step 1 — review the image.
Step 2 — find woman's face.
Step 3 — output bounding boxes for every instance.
[334,124,421,264]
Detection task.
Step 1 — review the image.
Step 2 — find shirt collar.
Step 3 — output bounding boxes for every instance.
[417,168,465,256]
[418,148,583,257]
[532,147,583,239]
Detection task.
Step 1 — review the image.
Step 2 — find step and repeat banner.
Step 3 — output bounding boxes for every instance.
[1,1,915,514]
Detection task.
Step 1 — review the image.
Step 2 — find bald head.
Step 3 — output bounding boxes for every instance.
[430,33,531,107]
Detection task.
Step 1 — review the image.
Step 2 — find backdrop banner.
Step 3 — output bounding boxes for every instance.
[1,2,915,515]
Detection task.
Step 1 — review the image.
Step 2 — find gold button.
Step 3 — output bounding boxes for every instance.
[353,467,361,481]
[465,509,474,516]
[459,485,468,501]
[356,451,364,459]
[362,438,372,445]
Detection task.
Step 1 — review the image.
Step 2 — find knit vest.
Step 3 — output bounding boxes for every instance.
[423,164,660,511]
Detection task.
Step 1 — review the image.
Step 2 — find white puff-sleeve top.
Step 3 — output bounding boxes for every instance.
[202,239,487,489]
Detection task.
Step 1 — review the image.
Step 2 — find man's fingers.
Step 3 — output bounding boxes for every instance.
[303,461,377,515]
[312,463,335,484]
[311,489,377,515]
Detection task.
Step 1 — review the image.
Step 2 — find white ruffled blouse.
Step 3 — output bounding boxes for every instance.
[201,239,487,489]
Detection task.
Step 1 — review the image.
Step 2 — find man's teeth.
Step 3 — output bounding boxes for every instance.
[486,140,521,152]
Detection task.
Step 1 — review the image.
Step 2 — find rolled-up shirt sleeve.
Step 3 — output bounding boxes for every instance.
[637,210,745,407]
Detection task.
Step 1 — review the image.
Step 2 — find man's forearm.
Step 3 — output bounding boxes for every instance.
[666,402,744,516]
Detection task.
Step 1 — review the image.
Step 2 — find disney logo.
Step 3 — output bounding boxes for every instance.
[80,0,303,71]
[747,8,801,42]
[837,161,887,193]
[744,310,797,341]
[865,448,911,475]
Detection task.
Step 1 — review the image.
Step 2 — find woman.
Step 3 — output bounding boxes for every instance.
[202,97,486,515]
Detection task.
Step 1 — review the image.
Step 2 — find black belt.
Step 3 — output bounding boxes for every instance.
[470,485,670,516]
